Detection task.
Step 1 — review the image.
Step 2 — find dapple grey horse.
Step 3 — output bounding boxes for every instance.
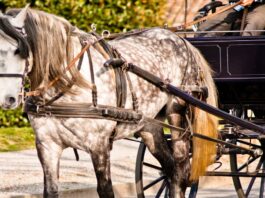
[0,6,218,198]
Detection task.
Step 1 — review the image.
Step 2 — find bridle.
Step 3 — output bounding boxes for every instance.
[0,58,30,102]
[0,45,30,78]
[0,27,30,102]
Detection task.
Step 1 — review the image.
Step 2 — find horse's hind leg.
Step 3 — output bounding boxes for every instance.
[36,140,63,198]
[90,140,114,198]
[139,122,176,197]
[139,125,174,177]
[168,112,190,198]
[167,98,191,198]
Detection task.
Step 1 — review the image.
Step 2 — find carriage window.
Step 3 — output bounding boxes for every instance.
[195,45,221,75]
[227,44,265,75]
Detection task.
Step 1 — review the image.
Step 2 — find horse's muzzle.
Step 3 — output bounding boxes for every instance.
[2,94,19,110]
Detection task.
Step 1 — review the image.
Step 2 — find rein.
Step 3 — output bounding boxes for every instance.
[171,0,244,31]
[105,0,245,41]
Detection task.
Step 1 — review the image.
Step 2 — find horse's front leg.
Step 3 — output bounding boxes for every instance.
[36,140,63,198]
[90,140,114,198]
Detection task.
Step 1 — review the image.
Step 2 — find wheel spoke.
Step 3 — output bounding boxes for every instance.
[237,155,260,172]
[143,175,166,191]
[155,180,167,198]
[143,161,162,171]
[259,160,265,198]
[246,176,257,196]
[189,182,199,198]
[246,155,264,196]
[260,177,265,198]
[164,185,169,198]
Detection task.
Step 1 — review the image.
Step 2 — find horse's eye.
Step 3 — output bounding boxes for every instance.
[14,48,20,55]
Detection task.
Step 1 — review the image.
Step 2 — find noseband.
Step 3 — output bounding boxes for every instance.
[0,58,30,102]
[0,59,29,78]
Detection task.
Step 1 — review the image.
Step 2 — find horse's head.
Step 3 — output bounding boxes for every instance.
[0,6,32,109]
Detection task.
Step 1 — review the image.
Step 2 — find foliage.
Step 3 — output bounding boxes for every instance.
[0,109,30,128]
[0,0,166,33]
[0,0,166,127]
[0,127,34,152]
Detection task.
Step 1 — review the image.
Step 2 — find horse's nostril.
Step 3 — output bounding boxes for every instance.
[5,95,16,105]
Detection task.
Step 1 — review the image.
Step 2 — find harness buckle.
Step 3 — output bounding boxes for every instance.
[19,89,25,104]
[36,105,40,113]
[45,111,52,117]
[102,109,109,116]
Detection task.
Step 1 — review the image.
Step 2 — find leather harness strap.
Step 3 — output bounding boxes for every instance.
[86,47,98,107]
[92,32,127,108]
[24,97,142,123]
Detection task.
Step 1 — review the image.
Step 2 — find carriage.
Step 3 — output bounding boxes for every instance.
[1,4,265,198]
[135,35,265,197]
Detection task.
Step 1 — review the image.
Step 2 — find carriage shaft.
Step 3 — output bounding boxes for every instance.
[127,63,265,135]
[167,84,265,134]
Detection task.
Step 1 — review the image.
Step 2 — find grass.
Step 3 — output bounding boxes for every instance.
[0,127,35,152]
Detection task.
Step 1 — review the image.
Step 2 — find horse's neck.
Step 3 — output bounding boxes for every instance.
[44,33,117,106]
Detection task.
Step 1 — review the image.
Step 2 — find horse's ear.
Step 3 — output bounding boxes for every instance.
[10,4,30,28]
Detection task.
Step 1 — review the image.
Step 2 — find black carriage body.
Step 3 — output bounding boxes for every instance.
[188,36,265,111]
[136,35,265,198]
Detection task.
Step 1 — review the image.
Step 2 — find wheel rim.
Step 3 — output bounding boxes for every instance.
[230,139,265,198]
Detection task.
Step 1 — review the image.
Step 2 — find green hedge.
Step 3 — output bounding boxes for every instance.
[1,0,166,32]
[0,0,166,127]
[0,109,30,128]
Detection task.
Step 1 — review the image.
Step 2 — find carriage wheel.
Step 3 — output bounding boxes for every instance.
[135,137,198,198]
[230,138,265,198]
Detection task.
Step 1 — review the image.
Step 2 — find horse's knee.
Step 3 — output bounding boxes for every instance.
[172,140,189,162]
[139,131,157,153]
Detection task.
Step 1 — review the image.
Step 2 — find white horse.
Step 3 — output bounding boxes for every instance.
[0,6,218,198]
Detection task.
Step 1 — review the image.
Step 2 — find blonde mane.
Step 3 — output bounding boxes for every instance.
[7,8,88,93]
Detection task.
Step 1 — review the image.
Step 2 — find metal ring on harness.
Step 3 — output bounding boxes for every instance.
[101,30,110,39]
